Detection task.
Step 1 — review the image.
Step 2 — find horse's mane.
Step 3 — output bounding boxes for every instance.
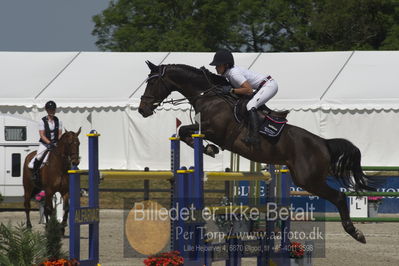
[165,64,231,87]
[59,131,72,142]
[57,131,78,146]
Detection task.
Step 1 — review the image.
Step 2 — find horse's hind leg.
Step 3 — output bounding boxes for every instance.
[302,182,366,244]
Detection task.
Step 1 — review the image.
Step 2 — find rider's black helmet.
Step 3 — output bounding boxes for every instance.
[45,100,57,110]
[209,49,234,66]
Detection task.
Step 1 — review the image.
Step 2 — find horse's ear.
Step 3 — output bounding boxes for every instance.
[76,127,81,136]
[64,128,68,133]
[146,60,159,72]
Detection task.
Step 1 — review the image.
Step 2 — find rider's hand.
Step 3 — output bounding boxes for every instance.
[220,86,232,94]
[46,143,55,150]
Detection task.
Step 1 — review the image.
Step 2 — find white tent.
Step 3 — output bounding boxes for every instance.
[0,51,398,170]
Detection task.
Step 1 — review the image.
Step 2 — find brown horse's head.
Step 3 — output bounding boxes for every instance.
[59,127,81,166]
[138,62,231,118]
[138,61,173,117]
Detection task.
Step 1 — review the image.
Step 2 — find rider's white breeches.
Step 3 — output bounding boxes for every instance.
[246,79,278,111]
[28,143,49,168]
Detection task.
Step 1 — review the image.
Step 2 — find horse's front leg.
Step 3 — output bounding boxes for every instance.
[61,192,69,235]
[179,124,220,157]
[24,188,32,228]
[44,191,54,225]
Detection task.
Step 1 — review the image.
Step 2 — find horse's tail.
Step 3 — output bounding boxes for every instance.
[326,138,376,192]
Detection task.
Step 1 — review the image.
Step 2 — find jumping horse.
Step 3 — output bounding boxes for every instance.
[139,61,375,244]
[23,128,81,230]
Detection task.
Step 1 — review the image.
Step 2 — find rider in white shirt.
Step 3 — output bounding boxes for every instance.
[29,100,63,183]
[210,49,278,145]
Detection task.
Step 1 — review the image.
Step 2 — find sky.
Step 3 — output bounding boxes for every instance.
[0,0,111,51]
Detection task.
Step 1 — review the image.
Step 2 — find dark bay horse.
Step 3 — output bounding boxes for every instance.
[23,128,81,229]
[138,62,377,244]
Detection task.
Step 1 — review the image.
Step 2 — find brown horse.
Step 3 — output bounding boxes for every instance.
[23,128,81,229]
[138,62,376,244]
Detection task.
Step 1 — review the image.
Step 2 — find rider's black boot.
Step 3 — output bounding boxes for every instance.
[31,159,41,183]
[244,108,260,145]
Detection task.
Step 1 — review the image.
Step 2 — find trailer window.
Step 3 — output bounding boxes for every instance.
[12,153,21,177]
[5,126,27,141]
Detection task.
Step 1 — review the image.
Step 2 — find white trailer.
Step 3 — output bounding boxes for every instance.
[0,114,39,200]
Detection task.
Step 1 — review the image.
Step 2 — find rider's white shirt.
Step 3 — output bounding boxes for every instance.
[39,119,63,141]
[223,65,268,89]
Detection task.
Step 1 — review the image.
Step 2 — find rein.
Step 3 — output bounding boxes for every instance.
[141,66,219,108]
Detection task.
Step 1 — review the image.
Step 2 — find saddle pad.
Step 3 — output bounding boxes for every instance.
[259,115,287,137]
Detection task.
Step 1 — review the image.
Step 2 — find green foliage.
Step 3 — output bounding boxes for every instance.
[45,214,68,260]
[0,193,3,204]
[0,215,67,265]
[92,0,399,52]
[0,222,47,265]
[92,0,239,51]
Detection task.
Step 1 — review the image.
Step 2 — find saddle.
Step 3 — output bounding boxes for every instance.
[234,99,289,137]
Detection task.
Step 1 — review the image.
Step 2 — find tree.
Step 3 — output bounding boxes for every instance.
[309,0,398,51]
[92,0,239,52]
[92,0,399,52]
[380,4,399,49]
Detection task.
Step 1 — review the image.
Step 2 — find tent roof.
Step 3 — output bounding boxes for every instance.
[1,51,398,110]
[251,51,353,110]
[322,51,399,110]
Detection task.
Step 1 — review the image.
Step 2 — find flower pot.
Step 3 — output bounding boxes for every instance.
[368,201,380,217]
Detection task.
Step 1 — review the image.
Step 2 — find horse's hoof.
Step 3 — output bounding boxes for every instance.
[348,227,366,243]
[354,229,366,244]
[204,144,219,157]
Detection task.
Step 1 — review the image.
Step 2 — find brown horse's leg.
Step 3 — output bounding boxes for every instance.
[312,185,366,243]
[179,124,219,157]
[23,154,35,229]
[44,191,54,224]
[61,193,69,234]
[301,182,366,244]
[24,187,33,228]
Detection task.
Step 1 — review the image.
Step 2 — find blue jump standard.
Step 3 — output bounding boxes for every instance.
[69,132,100,266]
[169,134,291,266]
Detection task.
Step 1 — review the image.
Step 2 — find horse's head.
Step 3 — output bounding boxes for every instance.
[59,127,81,166]
[138,61,173,117]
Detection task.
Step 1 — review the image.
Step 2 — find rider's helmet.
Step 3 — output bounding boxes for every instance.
[45,100,57,110]
[209,49,234,67]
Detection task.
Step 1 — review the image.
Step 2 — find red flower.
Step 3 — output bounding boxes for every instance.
[144,251,184,266]
[368,196,383,202]
[41,258,80,266]
[289,242,305,259]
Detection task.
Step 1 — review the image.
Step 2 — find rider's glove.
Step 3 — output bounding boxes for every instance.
[46,143,55,150]
[220,86,233,94]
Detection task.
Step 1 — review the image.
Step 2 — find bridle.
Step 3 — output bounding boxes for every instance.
[57,133,80,165]
[140,65,218,108]
[140,66,174,107]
